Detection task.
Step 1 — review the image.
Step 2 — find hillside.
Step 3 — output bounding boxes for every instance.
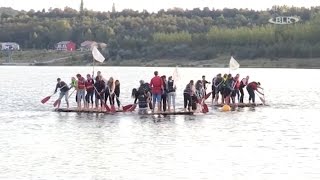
[1,5,320,64]
[0,7,20,17]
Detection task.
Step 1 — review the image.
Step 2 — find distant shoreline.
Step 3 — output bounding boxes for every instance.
[1,50,320,69]
[1,59,320,69]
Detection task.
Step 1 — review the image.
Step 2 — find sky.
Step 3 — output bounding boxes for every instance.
[0,0,319,12]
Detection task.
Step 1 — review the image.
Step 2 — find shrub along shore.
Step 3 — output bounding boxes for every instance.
[1,50,319,68]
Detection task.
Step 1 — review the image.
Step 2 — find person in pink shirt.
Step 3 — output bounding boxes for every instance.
[150,71,163,113]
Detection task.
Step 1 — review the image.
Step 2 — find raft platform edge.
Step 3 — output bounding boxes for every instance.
[54,108,194,115]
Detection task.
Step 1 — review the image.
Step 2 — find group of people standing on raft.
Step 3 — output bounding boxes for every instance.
[53,70,264,113]
[53,71,120,110]
[131,71,264,113]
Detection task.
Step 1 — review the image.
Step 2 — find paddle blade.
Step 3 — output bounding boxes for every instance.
[105,104,111,112]
[41,96,51,104]
[202,103,209,113]
[53,99,60,107]
[123,104,134,112]
[127,104,137,112]
[205,92,212,100]
[110,105,116,113]
[256,92,266,105]
[259,96,266,105]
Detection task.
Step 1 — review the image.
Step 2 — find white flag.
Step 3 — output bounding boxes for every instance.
[92,46,105,63]
[229,56,240,70]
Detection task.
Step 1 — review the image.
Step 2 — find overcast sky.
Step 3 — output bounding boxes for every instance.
[0,0,319,12]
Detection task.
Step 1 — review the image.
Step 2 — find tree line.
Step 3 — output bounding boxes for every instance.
[0,5,320,61]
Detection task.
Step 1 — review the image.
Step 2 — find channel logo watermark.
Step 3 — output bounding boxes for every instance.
[269,16,300,25]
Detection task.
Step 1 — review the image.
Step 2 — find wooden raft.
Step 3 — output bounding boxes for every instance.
[213,103,264,108]
[54,108,194,115]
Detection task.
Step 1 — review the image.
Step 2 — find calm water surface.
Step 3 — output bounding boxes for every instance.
[0,66,320,180]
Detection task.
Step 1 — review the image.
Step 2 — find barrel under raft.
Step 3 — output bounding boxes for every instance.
[213,103,264,107]
[54,108,194,115]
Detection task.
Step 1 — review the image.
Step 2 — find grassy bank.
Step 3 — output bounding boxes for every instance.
[1,50,320,68]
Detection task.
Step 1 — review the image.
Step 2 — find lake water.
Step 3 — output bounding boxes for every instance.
[0,66,320,180]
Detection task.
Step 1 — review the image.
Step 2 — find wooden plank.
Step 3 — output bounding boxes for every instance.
[54,108,194,115]
[55,108,122,113]
[152,111,194,115]
[213,103,264,107]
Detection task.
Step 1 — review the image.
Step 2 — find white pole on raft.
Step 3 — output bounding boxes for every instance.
[92,55,95,78]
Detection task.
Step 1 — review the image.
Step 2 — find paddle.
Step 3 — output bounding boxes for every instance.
[105,103,111,112]
[92,85,110,112]
[201,98,209,113]
[126,104,137,112]
[197,98,209,113]
[110,101,116,113]
[53,89,75,108]
[256,92,266,105]
[201,102,209,113]
[123,104,135,112]
[113,94,134,112]
[204,92,212,100]
[41,93,55,104]
[53,99,61,107]
[68,88,75,98]
[107,89,116,113]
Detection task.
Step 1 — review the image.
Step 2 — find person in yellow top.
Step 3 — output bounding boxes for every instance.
[70,77,77,89]
[70,77,78,102]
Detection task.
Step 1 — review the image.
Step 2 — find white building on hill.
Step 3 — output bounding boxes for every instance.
[0,42,20,51]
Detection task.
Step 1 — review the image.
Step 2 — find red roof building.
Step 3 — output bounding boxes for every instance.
[56,41,76,51]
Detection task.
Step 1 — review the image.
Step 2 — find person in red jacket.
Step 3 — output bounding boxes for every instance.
[231,74,240,104]
[76,74,86,109]
[85,74,94,109]
[246,81,264,104]
[150,71,163,113]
